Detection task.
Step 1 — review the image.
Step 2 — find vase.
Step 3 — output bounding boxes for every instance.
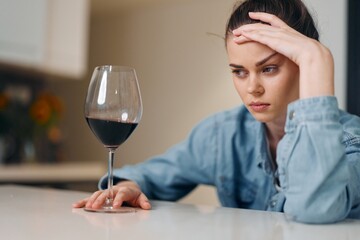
[0,137,5,164]
[23,140,36,164]
[0,134,22,164]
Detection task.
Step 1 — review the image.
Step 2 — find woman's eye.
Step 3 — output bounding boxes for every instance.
[232,69,248,78]
[262,66,278,74]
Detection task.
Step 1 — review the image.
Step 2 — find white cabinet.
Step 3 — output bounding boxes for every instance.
[0,0,47,67]
[0,0,89,79]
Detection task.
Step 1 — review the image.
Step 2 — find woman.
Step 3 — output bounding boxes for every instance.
[74,0,360,223]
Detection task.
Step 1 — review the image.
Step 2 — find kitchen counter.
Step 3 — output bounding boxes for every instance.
[1,185,360,240]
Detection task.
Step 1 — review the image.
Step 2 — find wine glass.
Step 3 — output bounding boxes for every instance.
[84,65,142,213]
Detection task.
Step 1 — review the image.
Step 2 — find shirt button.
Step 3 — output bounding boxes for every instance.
[289,110,295,120]
[270,200,277,208]
[220,176,226,183]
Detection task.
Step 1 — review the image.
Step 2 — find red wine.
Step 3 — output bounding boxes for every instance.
[86,117,138,149]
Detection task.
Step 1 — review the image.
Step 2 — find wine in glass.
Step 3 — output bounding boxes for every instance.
[84,65,142,213]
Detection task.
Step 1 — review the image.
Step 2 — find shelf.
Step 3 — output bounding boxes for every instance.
[0,162,105,184]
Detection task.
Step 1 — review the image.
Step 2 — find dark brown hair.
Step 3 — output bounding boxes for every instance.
[225,0,319,41]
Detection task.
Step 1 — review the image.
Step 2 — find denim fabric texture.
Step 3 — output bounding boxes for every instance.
[99,96,360,223]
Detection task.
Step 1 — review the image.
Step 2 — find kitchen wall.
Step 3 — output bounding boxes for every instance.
[49,0,347,205]
[304,0,347,109]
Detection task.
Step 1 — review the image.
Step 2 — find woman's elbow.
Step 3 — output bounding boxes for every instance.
[284,192,351,224]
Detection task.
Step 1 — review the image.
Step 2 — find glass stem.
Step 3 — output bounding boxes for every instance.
[106,148,115,207]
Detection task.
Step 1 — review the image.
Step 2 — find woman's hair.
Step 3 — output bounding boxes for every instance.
[225,0,319,41]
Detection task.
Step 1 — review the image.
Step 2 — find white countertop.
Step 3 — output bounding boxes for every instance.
[0,185,359,240]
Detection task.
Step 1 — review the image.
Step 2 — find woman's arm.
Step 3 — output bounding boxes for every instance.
[73,113,219,209]
[278,96,359,223]
[233,12,360,223]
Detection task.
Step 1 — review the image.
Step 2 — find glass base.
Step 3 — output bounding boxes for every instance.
[84,206,136,213]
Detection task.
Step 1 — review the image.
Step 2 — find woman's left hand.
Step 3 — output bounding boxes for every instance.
[232,12,334,99]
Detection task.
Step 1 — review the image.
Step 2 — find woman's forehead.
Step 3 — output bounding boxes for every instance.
[226,40,277,65]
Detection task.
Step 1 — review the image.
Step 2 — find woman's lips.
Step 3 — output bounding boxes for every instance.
[249,102,270,112]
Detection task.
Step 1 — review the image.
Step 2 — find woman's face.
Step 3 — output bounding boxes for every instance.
[226,38,299,124]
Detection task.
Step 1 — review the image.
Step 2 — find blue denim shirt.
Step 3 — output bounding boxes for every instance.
[99,96,360,223]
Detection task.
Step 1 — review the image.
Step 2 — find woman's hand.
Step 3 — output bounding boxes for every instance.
[232,12,334,99]
[72,180,151,210]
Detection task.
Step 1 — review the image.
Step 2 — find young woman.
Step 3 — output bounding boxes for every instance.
[74,0,360,224]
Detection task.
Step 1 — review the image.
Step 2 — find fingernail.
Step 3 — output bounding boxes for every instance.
[144,201,151,209]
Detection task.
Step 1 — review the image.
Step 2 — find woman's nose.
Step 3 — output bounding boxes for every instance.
[247,75,264,95]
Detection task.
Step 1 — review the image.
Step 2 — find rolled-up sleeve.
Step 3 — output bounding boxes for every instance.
[277,96,360,223]
[98,115,218,201]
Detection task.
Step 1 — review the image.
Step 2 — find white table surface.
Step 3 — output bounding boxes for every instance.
[1,185,360,240]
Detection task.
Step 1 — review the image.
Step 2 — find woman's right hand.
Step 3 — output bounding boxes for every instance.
[72,180,152,210]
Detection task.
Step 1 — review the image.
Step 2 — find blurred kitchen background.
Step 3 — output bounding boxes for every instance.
[0,0,355,206]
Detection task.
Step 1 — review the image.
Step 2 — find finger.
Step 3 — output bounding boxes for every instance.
[85,190,103,208]
[232,35,253,44]
[72,198,88,208]
[238,30,303,63]
[236,23,280,34]
[240,28,301,46]
[113,186,139,208]
[232,23,281,42]
[240,30,290,52]
[239,28,291,45]
[113,190,127,208]
[137,193,152,210]
[113,187,150,209]
[92,191,109,209]
[233,22,293,39]
[248,12,288,28]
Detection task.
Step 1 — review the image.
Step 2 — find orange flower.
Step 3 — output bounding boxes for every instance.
[30,98,52,125]
[48,95,64,117]
[29,92,64,126]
